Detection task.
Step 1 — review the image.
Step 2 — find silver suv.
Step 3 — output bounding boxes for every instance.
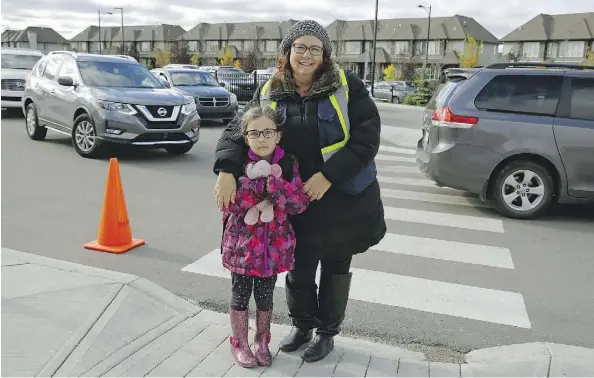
[22,51,201,158]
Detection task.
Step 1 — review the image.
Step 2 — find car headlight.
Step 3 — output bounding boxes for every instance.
[181,98,197,115]
[229,93,238,105]
[98,100,137,115]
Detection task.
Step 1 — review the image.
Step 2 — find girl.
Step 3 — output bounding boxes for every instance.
[220,105,310,368]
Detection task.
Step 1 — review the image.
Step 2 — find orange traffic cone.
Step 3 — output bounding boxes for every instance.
[84,158,145,254]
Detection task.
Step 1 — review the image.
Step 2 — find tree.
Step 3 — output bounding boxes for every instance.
[242,49,261,72]
[586,48,594,65]
[190,54,200,66]
[383,64,397,80]
[170,40,191,64]
[394,50,416,81]
[155,48,172,67]
[457,33,481,68]
[219,44,234,66]
[233,59,242,68]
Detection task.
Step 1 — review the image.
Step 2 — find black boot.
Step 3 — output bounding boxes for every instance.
[279,273,318,352]
[301,272,352,363]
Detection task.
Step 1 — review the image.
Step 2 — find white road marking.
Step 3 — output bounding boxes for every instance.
[378,176,439,188]
[384,206,505,233]
[379,145,416,155]
[182,250,530,329]
[375,154,417,164]
[372,233,514,269]
[381,188,489,208]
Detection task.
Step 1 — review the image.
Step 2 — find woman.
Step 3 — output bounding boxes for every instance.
[213,20,386,363]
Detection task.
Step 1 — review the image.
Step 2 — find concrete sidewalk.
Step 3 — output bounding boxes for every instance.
[2,247,593,377]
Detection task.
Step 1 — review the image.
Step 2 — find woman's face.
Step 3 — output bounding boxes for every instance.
[289,35,324,78]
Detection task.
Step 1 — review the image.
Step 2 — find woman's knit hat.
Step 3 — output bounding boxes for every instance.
[279,20,332,57]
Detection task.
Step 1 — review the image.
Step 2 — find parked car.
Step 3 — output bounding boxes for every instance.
[204,67,257,101]
[22,51,200,158]
[1,47,44,112]
[416,62,594,219]
[372,80,416,103]
[151,67,238,123]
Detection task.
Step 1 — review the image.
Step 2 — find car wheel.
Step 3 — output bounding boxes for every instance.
[72,113,103,158]
[492,160,554,219]
[391,96,400,104]
[25,103,47,141]
[164,143,194,155]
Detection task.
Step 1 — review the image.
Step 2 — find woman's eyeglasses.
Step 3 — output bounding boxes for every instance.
[244,129,278,139]
[292,43,323,56]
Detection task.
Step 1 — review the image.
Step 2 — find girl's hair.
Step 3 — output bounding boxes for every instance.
[275,49,334,82]
[239,105,284,135]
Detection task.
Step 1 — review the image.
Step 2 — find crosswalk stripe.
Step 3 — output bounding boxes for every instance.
[377,166,422,175]
[384,206,505,233]
[381,188,490,208]
[182,250,530,329]
[379,145,416,155]
[372,233,514,269]
[375,154,416,164]
[378,176,438,188]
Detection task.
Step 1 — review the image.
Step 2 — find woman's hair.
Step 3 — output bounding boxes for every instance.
[238,105,284,135]
[275,49,334,82]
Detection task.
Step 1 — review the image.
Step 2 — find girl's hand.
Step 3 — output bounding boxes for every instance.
[215,172,237,209]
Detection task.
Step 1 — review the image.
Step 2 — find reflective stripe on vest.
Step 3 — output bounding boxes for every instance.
[260,69,349,162]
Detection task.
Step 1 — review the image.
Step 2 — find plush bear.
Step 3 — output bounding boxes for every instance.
[244,160,282,225]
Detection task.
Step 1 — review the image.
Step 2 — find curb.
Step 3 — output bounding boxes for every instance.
[373,99,425,111]
[2,248,594,377]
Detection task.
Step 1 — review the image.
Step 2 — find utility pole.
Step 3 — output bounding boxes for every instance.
[97,10,113,54]
[370,0,379,97]
[115,7,124,54]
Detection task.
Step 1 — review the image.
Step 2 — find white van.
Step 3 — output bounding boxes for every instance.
[1,47,44,111]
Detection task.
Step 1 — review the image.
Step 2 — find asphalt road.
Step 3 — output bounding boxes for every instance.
[2,105,593,362]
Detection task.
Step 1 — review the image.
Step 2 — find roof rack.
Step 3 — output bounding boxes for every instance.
[486,62,594,70]
[48,50,77,58]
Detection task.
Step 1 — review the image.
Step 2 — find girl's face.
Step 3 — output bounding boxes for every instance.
[289,35,324,78]
[244,116,281,159]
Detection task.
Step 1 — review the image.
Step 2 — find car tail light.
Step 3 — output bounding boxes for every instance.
[431,106,478,128]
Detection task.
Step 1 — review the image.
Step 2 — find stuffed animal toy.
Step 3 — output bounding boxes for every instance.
[244,160,282,225]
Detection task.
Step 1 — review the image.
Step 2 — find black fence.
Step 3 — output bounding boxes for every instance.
[211,72,274,102]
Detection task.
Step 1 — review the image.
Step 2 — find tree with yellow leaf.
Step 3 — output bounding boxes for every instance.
[457,33,481,68]
[383,64,398,80]
[190,54,200,66]
[585,48,594,65]
[219,45,234,66]
[155,48,172,67]
[234,59,242,68]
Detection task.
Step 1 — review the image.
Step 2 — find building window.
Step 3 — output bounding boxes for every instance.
[206,41,219,52]
[523,42,539,58]
[448,41,464,52]
[546,42,558,58]
[265,40,278,52]
[140,41,151,52]
[243,40,253,51]
[188,41,199,52]
[559,41,585,58]
[345,41,361,54]
[428,41,440,55]
[376,41,393,54]
[394,41,408,54]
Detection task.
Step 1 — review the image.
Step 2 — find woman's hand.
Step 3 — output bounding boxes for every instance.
[215,172,237,209]
[303,172,331,201]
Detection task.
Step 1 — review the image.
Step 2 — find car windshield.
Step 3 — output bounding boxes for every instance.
[78,61,163,88]
[1,54,42,70]
[170,71,220,86]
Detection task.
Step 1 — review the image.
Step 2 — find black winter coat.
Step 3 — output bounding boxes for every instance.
[214,64,386,259]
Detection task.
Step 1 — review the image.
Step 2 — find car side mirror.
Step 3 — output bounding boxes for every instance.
[58,76,74,87]
[159,77,171,88]
[219,81,225,87]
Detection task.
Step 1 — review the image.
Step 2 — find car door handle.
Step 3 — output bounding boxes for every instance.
[51,89,56,94]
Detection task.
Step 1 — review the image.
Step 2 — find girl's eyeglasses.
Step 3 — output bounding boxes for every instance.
[244,129,278,139]
[292,43,323,56]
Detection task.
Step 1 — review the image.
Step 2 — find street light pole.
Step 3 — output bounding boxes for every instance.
[98,10,101,54]
[418,4,432,68]
[370,0,379,97]
[115,7,124,54]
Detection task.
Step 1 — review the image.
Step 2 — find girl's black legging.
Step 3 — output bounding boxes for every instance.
[230,273,277,311]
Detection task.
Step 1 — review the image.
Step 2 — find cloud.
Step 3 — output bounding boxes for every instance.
[1,0,592,39]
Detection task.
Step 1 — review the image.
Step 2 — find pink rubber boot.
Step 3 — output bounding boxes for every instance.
[254,309,273,366]
[229,308,258,368]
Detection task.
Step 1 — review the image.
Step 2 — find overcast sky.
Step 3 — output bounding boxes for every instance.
[1,0,592,40]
